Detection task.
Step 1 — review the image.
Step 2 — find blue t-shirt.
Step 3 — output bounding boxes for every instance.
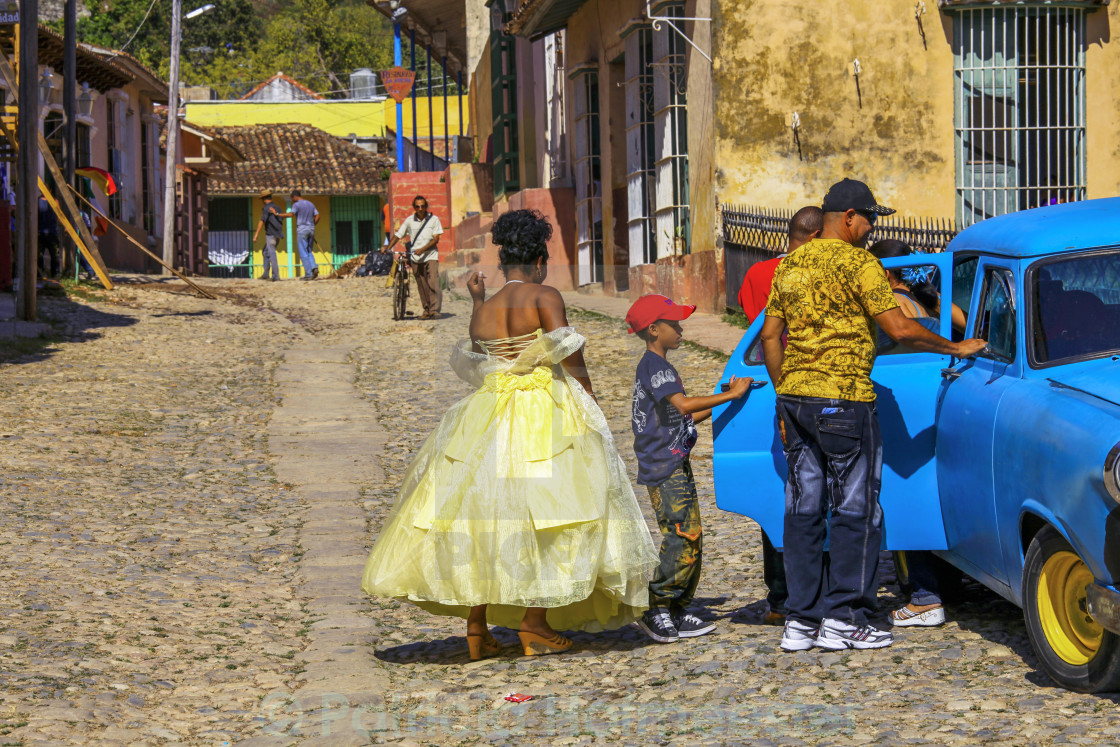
[291,199,318,232]
[632,351,697,486]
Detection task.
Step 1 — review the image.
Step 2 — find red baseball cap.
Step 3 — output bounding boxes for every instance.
[625,294,696,334]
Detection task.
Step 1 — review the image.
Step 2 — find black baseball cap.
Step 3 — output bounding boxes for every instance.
[821,178,896,216]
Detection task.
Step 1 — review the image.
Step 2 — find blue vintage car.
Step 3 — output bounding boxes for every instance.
[713,197,1120,693]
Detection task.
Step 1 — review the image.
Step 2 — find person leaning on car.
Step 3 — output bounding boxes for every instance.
[760,178,987,652]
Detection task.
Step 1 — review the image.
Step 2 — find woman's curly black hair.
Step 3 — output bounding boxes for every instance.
[493,209,553,275]
[868,239,941,313]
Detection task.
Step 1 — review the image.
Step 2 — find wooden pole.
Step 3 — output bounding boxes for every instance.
[0,51,112,288]
[63,0,77,276]
[161,0,181,274]
[16,4,38,320]
[69,185,216,300]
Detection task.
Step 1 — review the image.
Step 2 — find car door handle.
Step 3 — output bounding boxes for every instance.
[941,367,962,381]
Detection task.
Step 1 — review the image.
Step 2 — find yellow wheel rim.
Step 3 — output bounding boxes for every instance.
[1037,550,1102,666]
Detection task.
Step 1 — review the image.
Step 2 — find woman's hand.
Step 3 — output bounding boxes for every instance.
[467,271,487,302]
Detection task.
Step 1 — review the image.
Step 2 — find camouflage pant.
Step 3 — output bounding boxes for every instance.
[646,460,703,611]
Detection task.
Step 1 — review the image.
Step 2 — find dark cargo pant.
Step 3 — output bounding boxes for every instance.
[646,460,702,611]
[776,395,884,627]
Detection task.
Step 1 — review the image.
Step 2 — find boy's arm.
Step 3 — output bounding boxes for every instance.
[666,376,752,417]
[253,219,264,241]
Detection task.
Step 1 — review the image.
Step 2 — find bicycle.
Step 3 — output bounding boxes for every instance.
[391,250,412,321]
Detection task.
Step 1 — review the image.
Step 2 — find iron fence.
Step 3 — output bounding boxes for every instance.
[721,204,960,311]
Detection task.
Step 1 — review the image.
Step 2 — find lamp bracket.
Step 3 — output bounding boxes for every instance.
[644,1,712,63]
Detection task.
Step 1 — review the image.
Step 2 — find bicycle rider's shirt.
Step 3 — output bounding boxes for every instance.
[395,213,444,263]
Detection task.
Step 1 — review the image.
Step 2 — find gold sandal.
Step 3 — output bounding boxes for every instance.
[467,630,502,661]
[517,630,572,656]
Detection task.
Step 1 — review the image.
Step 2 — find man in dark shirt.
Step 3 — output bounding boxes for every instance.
[38,196,61,278]
[252,190,284,281]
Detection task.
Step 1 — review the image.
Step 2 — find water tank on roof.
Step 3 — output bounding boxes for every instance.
[349,69,383,100]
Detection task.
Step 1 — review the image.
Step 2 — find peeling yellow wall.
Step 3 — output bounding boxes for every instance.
[714,1,1119,217]
[1086,3,1120,199]
[713,1,958,217]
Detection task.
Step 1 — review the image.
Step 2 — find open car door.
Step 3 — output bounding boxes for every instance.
[713,251,957,551]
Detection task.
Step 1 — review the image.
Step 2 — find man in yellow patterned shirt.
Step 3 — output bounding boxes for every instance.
[760,178,986,652]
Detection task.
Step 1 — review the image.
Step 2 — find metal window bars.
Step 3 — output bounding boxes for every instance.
[720,204,960,311]
[572,70,603,286]
[652,2,690,258]
[953,6,1086,227]
[625,25,657,266]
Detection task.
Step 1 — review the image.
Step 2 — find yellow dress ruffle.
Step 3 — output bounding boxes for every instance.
[361,327,658,632]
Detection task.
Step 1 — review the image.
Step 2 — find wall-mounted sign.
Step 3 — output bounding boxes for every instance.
[381,67,416,104]
[0,0,16,23]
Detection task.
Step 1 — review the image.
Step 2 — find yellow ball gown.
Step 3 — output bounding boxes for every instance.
[361,327,657,632]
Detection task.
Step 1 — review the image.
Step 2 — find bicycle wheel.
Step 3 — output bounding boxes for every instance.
[393,266,407,320]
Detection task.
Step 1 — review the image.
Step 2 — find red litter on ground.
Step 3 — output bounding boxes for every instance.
[504,693,532,703]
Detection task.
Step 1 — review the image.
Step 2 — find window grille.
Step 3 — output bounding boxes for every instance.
[652,2,690,257]
[571,68,603,286]
[625,24,657,266]
[76,123,91,169]
[544,32,568,184]
[140,119,162,236]
[954,6,1086,227]
[490,0,520,197]
[106,98,124,220]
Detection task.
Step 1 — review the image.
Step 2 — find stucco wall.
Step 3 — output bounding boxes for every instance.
[712,0,958,217]
[184,98,469,141]
[1086,3,1120,199]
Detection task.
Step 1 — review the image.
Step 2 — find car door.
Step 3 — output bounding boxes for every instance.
[934,259,1021,596]
[713,252,956,551]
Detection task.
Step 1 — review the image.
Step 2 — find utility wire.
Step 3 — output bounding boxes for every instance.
[104,0,163,60]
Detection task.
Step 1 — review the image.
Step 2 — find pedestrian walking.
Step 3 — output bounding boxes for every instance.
[760,178,986,652]
[252,190,283,281]
[627,294,753,643]
[361,209,657,660]
[383,195,443,319]
[277,190,320,281]
[736,205,823,626]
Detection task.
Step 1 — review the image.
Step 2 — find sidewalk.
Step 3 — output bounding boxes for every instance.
[561,291,746,356]
[0,291,51,339]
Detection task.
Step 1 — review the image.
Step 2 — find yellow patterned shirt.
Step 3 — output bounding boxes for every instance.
[764,238,898,402]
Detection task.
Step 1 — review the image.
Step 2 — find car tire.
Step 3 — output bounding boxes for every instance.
[1022,526,1120,693]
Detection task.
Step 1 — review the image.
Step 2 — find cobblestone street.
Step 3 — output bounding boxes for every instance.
[1,276,1119,745]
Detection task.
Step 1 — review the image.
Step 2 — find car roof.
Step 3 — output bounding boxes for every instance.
[947,197,1120,259]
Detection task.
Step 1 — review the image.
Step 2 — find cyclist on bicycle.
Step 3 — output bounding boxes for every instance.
[383,195,444,320]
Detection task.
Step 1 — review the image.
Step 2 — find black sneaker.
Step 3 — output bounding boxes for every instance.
[635,608,678,643]
[311,267,320,279]
[672,611,716,637]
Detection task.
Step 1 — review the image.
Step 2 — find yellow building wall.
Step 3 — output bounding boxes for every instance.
[184,97,469,140]
[713,1,1119,216]
[1086,3,1120,199]
[713,0,958,217]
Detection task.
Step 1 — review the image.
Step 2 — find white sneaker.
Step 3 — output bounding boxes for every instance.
[890,604,946,627]
[815,618,893,650]
[780,619,820,651]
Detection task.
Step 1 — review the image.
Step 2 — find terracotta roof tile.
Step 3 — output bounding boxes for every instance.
[206,123,395,196]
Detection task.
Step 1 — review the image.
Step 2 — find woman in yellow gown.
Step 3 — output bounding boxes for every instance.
[361,209,657,659]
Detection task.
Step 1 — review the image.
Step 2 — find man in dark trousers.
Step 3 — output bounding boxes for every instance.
[252,190,283,281]
[761,178,986,652]
[736,205,823,626]
[38,196,61,278]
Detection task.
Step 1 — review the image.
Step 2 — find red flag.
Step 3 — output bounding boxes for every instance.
[76,167,117,196]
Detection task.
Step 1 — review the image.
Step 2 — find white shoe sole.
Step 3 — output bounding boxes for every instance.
[633,620,678,643]
[676,624,716,638]
[891,607,946,627]
[780,637,816,652]
[814,634,893,650]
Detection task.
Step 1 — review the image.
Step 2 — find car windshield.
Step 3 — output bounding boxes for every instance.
[1032,249,1120,364]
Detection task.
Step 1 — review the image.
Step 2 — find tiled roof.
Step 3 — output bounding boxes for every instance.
[206,123,394,196]
[239,72,323,101]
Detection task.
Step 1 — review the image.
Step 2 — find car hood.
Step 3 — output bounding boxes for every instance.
[1047,367,1120,409]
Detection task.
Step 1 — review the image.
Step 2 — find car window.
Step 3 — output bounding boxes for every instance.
[1031,249,1120,364]
[975,269,1016,362]
[952,255,979,314]
[875,261,943,357]
[744,335,765,365]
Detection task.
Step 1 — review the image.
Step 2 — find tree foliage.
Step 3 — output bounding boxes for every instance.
[75,0,402,100]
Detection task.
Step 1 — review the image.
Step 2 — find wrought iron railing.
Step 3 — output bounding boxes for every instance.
[721,204,960,310]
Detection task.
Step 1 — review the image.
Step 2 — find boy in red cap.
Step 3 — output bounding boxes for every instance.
[626,294,752,643]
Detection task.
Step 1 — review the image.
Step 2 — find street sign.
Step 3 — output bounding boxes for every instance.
[0,0,17,23]
[381,66,416,104]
